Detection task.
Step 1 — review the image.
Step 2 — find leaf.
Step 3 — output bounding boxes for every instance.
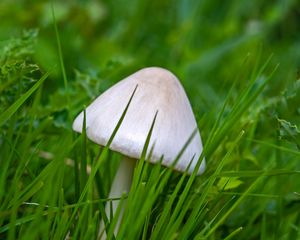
[217,177,244,191]
[277,118,300,149]
[0,29,38,61]
[283,79,300,100]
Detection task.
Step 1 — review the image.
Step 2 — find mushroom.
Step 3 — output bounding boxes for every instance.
[72,67,205,238]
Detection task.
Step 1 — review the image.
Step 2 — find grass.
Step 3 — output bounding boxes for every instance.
[0,0,300,239]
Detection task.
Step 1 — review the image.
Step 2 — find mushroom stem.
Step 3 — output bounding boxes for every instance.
[99,156,136,239]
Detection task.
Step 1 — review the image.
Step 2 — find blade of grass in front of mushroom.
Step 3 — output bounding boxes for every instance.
[149,144,197,239]
[117,111,159,239]
[150,168,189,239]
[130,110,158,192]
[150,55,256,239]
[121,67,209,239]
[79,108,95,238]
[139,144,157,184]
[146,131,200,236]
[125,130,202,239]
[123,144,161,237]
[79,205,100,239]
[64,85,138,237]
[141,208,151,240]
[131,135,197,237]
[151,130,214,237]
[97,197,108,239]
[122,172,159,239]
[122,137,188,238]
[106,193,127,240]
[72,199,90,239]
[152,55,264,239]
[86,210,100,239]
[126,158,174,236]
[80,109,88,194]
[73,131,81,201]
[52,188,68,239]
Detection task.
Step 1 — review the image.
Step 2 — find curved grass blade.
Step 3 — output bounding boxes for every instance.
[63,85,138,238]
[0,71,50,127]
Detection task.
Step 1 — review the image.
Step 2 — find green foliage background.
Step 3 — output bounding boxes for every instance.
[0,0,299,239]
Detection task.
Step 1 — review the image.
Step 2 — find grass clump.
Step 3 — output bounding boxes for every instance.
[1,1,300,239]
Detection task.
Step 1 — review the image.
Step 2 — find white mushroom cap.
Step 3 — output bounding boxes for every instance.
[73,67,205,175]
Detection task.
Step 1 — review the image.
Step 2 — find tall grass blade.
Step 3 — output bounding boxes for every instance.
[64,85,138,237]
[51,3,68,89]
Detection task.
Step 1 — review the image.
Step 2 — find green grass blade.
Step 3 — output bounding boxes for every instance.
[0,71,50,127]
[63,85,138,237]
[150,172,188,239]
[223,227,243,240]
[51,3,68,89]
[204,177,262,237]
[80,109,88,193]
[176,130,245,239]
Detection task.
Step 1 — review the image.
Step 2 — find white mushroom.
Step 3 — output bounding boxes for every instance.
[72,66,205,238]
